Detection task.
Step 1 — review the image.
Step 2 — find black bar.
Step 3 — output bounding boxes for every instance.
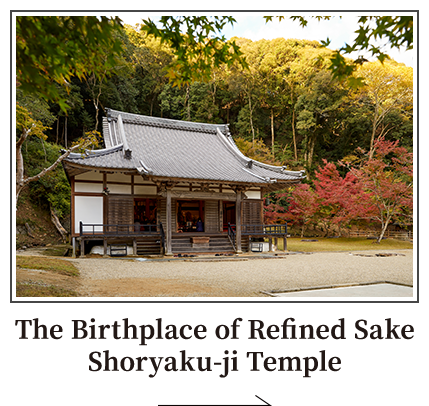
[158,395,272,406]
[79,223,161,237]
[240,224,287,236]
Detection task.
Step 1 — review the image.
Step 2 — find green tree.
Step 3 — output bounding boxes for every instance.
[265,16,413,82]
[295,70,347,170]
[141,16,248,86]
[16,104,98,206]
[352,60,413,158]
[16,16,124,111]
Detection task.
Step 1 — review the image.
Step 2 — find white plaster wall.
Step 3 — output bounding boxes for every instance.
[106,173,131,183]
[134,185,157,195]
[75,171,103,181]
[107,184,132,194]
[245,190,262,199]
[74,196,103,233]
[134,176,150,184]
[74,182,103,193]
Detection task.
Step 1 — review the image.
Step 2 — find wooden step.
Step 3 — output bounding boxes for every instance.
[171,235,234,254]
[136,237,162,256]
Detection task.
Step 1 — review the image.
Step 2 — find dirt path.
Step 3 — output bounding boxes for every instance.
[79,277,235,297]
[16,249,413,298]
[71,250,413,297]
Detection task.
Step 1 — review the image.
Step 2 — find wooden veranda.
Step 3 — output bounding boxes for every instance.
[75,221,288,257]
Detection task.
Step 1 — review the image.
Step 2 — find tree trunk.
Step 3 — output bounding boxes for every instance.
[25,222,34,238]
[377,215,391,243]
[271,108,275,156]
[40,136,47,163]
[64,116,68,149]
[185,85,191,121]
[16,127,32,206]
[56,118,60,144]
[305,134,316,168]
[16,134,90,208]
[61,118,65,146]
[150,94,155,116]
[369,95,381,159]
[248,92,255,145]
[50,205,68,242]
[290,86,298,161]
[291,108,297,161]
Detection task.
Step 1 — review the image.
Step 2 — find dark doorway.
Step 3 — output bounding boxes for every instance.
[134,198,157,231]
[177,200,205,232]
[223,202,236,232]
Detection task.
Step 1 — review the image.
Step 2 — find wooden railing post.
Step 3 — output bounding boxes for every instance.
[103,238,108,256]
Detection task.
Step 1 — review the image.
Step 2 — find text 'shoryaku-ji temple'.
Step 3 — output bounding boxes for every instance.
[63,109,305,257]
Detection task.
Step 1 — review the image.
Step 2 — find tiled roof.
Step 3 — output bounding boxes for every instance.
[65,108,305,185]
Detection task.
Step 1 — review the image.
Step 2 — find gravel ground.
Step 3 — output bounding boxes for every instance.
[67,250,413,297]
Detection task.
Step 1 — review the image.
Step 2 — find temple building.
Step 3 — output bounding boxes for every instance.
[63,108,305,257]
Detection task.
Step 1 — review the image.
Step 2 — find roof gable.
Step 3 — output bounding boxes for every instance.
[65,108,305,186]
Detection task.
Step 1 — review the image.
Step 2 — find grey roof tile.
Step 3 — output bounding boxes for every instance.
[65,109,305,185]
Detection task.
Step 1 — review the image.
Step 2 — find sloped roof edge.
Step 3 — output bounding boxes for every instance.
[67,143,123,159]
[220,128,306,178]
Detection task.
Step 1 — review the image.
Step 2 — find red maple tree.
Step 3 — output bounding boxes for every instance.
[285,184,319,237]
[263,138,412,242]
[313,160,373,236]
[349,137,413,243]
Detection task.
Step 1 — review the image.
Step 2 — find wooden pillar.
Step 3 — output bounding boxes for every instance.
[103,238,108,257]
[102,173,107,224]
[235,191,242,253]
[72,237,76,258]
[283,236,287,252]
[268,237,273,252]
[80,238,85,258]
[166,187,173,256]
[219,200,223,232]
[133,239,137,255]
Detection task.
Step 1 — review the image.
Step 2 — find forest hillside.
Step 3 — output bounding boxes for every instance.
[16,20,413,246]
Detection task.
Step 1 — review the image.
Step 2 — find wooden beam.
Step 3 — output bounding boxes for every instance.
[158,190,237,201]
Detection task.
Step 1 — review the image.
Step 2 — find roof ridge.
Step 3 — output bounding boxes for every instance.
[106,108,228,134]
